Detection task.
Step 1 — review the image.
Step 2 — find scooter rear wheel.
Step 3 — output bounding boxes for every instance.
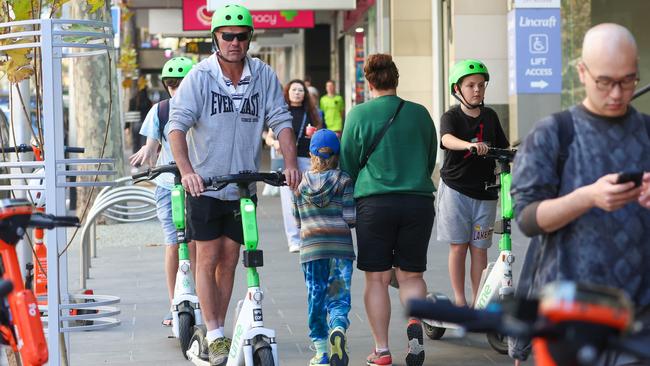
[423,321,446,340]
[186,325,208,362]
[179,312,195,359]
[487,331,509,355]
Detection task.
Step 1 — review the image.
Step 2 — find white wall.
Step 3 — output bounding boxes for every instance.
[451,0,509,105]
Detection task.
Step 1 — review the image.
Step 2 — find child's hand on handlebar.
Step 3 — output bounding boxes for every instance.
[181,172,205,197]
[468,142,489,155]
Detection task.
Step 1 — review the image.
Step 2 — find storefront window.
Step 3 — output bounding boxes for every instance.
[561,0,591,109]
[562,0,649,112]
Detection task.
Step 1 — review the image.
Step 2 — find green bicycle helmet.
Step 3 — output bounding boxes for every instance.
[211,4,254,33]
[449,59,490,94]
[161,57,195,80]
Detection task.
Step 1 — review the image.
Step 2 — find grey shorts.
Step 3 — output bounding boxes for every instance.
[154,186,177,245]
[435,180,497,249]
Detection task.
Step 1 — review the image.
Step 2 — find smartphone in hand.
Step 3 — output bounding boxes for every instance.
[616,171,643,187]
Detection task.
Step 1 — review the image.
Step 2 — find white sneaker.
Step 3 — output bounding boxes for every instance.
[288,244,300,253]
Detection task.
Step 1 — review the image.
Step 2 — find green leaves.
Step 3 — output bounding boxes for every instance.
[1,0,105,84]
[0,39,34,83]
[87,0,104,14]
[10,0,39,21]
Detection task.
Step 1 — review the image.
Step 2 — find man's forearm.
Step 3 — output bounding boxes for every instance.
[535,186,593,233]
[277,128,298,169]
[168,130,194,175]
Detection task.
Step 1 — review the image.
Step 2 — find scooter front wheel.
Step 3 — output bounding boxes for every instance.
[179,313,195,359]
[253,344,274,366]
[486,331,509,355]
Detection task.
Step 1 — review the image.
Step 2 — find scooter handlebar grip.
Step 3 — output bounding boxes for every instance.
[64,146,85,154]
[0,280,13,298]
[407,298,481,324]
[131,169,150,180]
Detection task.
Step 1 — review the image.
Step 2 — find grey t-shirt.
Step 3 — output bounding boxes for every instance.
[511,104,650,308]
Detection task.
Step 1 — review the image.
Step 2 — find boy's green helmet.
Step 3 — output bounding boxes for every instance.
[449,59,490,94]
[211,4,254,33]
[161,57,195,79]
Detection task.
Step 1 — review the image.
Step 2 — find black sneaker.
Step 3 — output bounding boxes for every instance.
[406,320,424,366]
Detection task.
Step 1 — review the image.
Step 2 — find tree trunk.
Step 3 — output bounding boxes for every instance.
[70,0,125,212]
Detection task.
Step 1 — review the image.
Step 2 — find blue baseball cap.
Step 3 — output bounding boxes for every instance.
[309,129,340,159]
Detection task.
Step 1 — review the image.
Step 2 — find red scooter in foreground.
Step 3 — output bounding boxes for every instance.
[0,198,79,366]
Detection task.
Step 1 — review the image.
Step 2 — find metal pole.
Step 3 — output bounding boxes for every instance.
[42,18,66,366]
[91,221,96,259]
[9,79,33,278]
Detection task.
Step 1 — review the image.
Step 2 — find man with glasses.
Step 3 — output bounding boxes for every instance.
[167,4,300,366]
[510,23,650,364]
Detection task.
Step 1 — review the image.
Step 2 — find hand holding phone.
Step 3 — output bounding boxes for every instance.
[616,171,643,187]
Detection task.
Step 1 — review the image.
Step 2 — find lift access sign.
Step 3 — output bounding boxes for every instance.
[508,8,561,94]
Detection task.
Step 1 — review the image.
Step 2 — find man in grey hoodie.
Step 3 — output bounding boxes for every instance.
[167,4,299,365]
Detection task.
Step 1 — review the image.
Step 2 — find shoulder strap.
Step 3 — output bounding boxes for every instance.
[644,113,650,139]
[552,110,574,178]
[157,99,170,141]
[359,100,405,170]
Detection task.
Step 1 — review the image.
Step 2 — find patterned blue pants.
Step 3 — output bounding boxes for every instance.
[302,258,353,342]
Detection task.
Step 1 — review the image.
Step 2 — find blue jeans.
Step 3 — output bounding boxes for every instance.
[302,258,353,342]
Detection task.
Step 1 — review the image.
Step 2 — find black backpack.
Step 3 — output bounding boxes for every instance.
[157,98,170,141]
[553,109,650,177]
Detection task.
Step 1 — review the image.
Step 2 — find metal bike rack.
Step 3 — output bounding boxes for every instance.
[0,18,120,365]
[78,176,156,288]
[39,293,121,332]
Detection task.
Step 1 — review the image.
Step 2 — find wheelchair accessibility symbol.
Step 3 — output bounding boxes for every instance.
[529,34,549,54]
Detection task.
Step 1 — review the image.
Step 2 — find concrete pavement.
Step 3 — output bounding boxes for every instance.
[63,183,530,365]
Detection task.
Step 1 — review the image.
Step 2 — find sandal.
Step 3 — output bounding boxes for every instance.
[161,311,173,327]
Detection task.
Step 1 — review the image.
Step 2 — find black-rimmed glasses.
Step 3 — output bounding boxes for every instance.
[582,62,639,92]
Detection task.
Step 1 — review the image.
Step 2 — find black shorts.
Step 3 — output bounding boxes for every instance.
[355,194,434,273]
[186,195,257,243]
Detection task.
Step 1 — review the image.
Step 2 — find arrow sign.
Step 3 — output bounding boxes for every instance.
[530,80,549,89]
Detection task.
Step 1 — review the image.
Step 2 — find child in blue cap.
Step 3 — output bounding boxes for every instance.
[292,129,356,366]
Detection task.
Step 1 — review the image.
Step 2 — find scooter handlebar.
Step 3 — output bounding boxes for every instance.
[203,171,286,191]
[131,163,180,182]
[0,144,85,154]
[407,298,504,333]
[28,213,80,229]
[469,146,517,161]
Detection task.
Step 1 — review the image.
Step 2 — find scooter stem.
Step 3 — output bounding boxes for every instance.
[240,197,260,288]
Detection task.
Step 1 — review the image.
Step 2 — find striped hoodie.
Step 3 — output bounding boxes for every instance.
[292,169,356,264]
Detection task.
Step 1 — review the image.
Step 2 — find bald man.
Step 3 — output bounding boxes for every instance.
[509,23,650,364]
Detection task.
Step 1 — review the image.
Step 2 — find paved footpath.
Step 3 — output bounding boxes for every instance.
[63,184,530,366]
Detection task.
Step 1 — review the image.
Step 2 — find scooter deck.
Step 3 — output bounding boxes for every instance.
[187,351,210,366]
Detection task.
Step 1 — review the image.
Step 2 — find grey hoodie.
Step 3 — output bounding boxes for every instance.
[168,55,292,200]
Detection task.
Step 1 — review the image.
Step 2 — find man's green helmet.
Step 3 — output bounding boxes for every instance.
[449,59,490,94]
[161,57,195,79]
[211,4,254,33]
